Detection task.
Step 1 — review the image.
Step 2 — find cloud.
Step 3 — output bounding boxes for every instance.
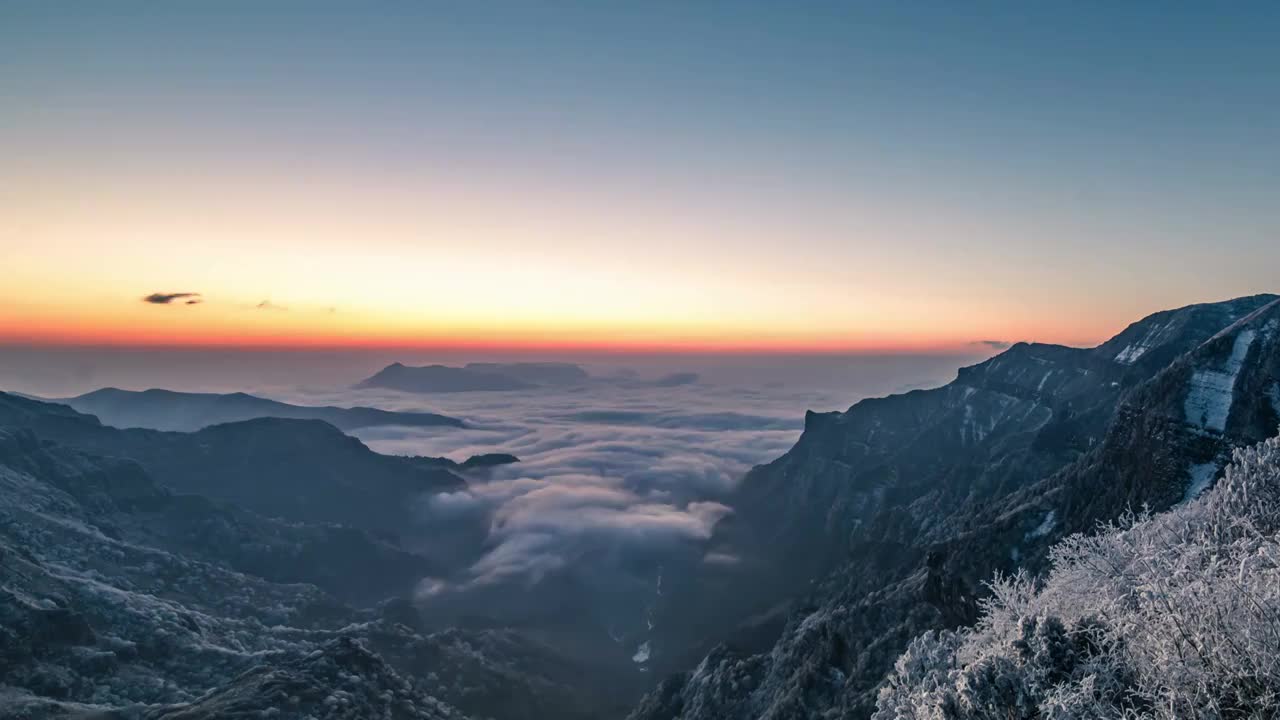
[255,300,287,311]
[462,493,732,589]
[425,489,486,517]
[266,355,965,631]
[143,292,201,305]
[970,339,1013,350]
[557,409,801,432]
[280,379,805,604]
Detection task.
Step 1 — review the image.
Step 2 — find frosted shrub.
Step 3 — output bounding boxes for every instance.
[875,435,1280,720]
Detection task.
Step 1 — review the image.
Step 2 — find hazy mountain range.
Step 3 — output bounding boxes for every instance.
[52,387,465,432]
[1,294,1277,719]
[358,362,591,393]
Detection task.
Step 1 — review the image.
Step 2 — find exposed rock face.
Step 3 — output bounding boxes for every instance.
[633,294,1280,720]
[59,387,464,433]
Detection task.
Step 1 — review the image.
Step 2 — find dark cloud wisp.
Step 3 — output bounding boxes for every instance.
[143,292,202,305]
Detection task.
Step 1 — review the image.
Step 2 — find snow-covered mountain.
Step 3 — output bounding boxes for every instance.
[630,294,1280,720]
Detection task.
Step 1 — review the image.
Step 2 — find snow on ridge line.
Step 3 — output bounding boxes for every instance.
[1184,329,1256,432]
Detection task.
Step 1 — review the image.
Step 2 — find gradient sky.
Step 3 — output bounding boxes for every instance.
[1,2,1277,352]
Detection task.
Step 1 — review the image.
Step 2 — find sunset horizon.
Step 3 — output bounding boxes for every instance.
[4,4,1275,357]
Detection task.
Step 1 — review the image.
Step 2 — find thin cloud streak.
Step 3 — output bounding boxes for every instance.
[143,292,202,305]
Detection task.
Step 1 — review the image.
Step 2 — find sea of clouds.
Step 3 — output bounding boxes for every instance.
[1,346,976,662]
[271,356,968,603]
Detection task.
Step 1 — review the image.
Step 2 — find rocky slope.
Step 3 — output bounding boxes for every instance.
[0,409,611,719]
[633,294,1280,720]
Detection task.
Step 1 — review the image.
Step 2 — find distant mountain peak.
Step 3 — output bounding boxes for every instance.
[53,386,464,432]
[358,361,589,393]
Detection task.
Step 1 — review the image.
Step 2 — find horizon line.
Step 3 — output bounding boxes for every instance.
[0,338,1059,357]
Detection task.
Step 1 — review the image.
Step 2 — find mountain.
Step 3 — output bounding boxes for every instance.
[358,362,588,393]
[413,452,521,473]
[462,362,590,386]
[0,423,612,720]
[58,386,464,432]
[5,294,1277,720]
[0,393,470,556]
[630,294,1280,720]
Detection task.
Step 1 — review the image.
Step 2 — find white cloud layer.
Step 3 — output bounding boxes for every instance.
[268,358,962,602]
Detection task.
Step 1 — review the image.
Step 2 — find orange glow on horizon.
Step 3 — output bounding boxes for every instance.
[0,299,1112,356]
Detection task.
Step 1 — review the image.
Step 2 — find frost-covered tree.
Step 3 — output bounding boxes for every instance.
[875,434,1280,720]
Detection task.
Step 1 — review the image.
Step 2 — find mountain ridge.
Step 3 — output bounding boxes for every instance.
[358,361,591,393]
[0,392,469,544]
[631,293,1280,720]
[56,386,465,432]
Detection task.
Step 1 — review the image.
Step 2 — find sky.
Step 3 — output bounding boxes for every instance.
[1,1,1277,353]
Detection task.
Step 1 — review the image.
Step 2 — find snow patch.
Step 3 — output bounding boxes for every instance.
[961,403,998,445]
[1184,330,1255,432]
[1036,370,1054,393]
[1025,510,1056,539]
[1114,344,1148,365]
[632,641,651,664]
[1183,462,1219,504]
